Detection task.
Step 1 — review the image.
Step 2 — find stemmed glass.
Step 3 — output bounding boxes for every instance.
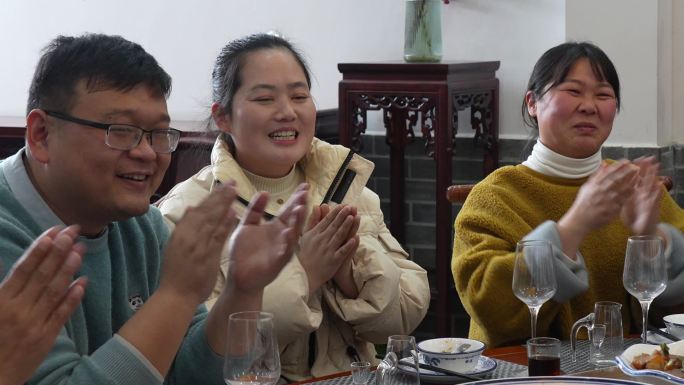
[223,311,280,385]
[591,324,606,360]
[512,240,557,338]
[623,235,667,343]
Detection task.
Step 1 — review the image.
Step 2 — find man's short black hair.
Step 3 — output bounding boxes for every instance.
[26,33,171,115]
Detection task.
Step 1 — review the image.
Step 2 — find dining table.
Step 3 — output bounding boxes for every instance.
[483,339,675,385]
[292,338,680,385]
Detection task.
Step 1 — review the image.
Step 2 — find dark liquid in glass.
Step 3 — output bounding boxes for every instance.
[528,355,561,376]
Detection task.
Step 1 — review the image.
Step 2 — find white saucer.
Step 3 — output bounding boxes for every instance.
[646,328,679,344]
[418,356,497,384]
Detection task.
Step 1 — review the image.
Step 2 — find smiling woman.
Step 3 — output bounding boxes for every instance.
[211,47,316,178]
[451,41,684,349]
[156,32,431,382]
[523,43,620,160]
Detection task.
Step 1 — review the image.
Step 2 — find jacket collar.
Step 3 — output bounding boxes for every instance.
[209,137,374,214]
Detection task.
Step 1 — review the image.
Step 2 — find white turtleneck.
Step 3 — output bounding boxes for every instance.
[522,139,602,179]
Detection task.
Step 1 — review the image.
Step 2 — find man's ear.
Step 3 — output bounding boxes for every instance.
[25,109,52,164]
[525,91,537,118]
[211,102,232,133]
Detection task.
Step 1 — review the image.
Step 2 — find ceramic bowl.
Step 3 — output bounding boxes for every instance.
[664,314,684,339]
[417,337,485,373]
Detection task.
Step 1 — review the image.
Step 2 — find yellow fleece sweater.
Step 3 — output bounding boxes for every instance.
[452,164,684,347]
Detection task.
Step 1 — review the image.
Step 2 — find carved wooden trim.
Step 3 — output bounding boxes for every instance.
[358,94,430,111]
[452,91,495,151]
[421,107,438,158]
[350,104,367,152]
[349,93,436,153]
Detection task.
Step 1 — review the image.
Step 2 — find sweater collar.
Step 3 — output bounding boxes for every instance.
[522,139,601,179]
[242,164,301,195]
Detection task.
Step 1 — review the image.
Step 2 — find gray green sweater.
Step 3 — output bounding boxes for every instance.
[0,151,224,385]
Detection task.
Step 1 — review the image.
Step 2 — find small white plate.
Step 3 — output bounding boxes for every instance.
[615,340,684,384]
[417,356,497,384]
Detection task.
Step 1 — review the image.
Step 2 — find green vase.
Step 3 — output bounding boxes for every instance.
[404,0,442,62]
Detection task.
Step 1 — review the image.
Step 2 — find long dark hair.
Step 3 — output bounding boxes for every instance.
[209,33,312,152]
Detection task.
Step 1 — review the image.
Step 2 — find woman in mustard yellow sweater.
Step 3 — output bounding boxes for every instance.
[452,41,684,347]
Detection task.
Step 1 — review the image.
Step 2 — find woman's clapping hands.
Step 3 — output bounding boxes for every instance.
[227,183,309,294]
[564,160,639,234]
[620,156,664,236]
[557,158,666,259]
[299,203,360,296]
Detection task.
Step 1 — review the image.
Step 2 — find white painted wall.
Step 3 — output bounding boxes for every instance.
[658,0,673,147]
[566,0,683,148]
[0,0,678,146]
[674,0,684,143]
[0,0,563,137]
[566,0,660,147]
[441,0,565,140]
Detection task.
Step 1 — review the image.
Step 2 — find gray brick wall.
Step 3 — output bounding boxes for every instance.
[358,135,684,339]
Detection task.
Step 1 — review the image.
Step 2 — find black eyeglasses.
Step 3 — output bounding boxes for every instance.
[43,110,181,154]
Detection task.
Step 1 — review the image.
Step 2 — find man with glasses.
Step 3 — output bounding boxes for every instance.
[42,110,182,155]
[0,33,307,385]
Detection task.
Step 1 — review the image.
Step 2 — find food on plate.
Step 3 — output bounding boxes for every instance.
[631,343,683,371]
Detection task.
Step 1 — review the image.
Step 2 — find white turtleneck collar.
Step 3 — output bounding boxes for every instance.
[522,139,602,179]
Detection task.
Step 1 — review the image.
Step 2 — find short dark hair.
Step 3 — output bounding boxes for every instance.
[211,32,311,115]
[26,33,171,115]
[522,41,621,130]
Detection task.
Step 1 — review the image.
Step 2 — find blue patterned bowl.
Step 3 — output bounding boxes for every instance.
[417,337,485,373]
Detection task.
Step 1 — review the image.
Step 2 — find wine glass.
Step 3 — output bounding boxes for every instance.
[512,240,557,338]
[623,235,667,343]
[591,324,606,360]
[223,311,280,385]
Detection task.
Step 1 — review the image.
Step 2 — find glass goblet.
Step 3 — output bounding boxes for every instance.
[623,235,667,344]
[591,323,606,360]
[512,240,557,338]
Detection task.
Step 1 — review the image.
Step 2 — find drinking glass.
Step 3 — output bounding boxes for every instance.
[512,240,557,338]
[591,324,606,358]
[623,235,667,343]
[351,361,372,385]
[527,337,561,376]
[223,311,280,385]
[375,335,419,385]
[570,301,623,366]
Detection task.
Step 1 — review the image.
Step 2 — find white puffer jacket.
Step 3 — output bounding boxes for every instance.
[157,137,430,382]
